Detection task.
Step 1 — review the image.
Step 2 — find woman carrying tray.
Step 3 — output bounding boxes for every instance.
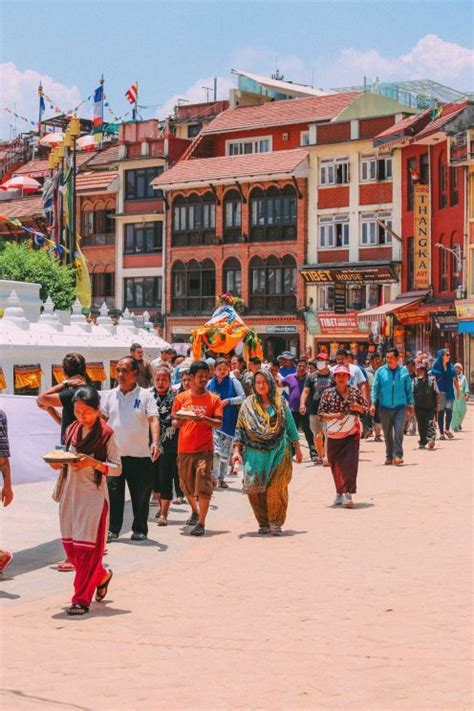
[47,386,121,616]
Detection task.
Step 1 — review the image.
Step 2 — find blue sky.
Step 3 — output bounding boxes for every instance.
[1,0,473,139]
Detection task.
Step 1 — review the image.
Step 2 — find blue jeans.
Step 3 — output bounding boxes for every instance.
[380,407,407,460]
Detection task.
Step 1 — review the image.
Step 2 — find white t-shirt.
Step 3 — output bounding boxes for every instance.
[101,385,158,458]
[331,363,366,389]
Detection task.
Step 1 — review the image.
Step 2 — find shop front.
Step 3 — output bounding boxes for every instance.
[313,312,371,364]
[455,298,474,392]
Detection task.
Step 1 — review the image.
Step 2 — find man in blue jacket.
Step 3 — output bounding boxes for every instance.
[370,348,414,466]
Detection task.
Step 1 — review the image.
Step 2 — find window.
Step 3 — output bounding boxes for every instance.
[438,152,448,209]
[249,185,297,242]
[223,189,242,243]
[420,153,429,185]
[319,157,350,185]
[319,215,349,248]
[171,259,216,314]
[124,276,162,310]
[226,136,272,156]
[172,193,216,246]
[125,166,164,200]
[223,257,242,295]
[124,222,163,254]
[92,273,114,306]
[407,157,417,211]
[82,209,115,246]
[248,255,296,313]
[188,123,202,138]
[361,212,392,246]
[439,236,450,292]
[318,286,335,310]
[360,155,392,182]
[300,131,310,146]
[450,166,459,206]
[347,285,365,311]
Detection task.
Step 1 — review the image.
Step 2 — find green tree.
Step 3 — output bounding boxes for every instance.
[0,242,76,310]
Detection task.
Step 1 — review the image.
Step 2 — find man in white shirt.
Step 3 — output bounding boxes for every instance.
[331,349,369,400]
[102,356,160,542]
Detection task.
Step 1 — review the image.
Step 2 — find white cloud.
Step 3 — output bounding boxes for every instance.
[323,34,474,90]
[230,35,473,92]
[0,62,82,140]
[157,76,236,120]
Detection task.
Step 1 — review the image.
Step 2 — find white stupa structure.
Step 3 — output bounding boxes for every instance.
[0,281,169,394]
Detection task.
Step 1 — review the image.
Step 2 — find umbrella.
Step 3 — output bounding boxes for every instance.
[77,135,97,152]
[39,132,65,148]
[0,176,41,193]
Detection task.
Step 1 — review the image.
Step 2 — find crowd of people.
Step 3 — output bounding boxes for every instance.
[0,343,469,616]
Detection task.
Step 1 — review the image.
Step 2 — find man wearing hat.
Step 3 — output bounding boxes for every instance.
[278,351,296,378]
[300,352,333,464]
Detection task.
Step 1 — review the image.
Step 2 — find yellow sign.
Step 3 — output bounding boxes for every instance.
[413,184,430,289]
[455,298,474,321]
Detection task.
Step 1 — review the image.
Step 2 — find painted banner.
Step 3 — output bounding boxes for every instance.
[318,312,360,335]
[414,184,431,289]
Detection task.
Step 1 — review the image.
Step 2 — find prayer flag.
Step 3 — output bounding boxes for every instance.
[125,82,138,104]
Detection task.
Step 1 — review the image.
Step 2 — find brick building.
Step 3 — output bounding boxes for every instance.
[374,100,469,357]
[153,149,309,357]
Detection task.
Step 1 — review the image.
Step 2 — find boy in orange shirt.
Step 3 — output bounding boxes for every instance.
[172,361,223,536]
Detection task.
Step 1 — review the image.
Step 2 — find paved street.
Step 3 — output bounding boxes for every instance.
[1,408,472,710]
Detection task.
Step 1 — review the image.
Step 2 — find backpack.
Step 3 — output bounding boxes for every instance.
[413,376,437,410]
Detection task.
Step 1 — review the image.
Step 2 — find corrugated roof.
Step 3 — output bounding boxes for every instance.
[152,148,309,188]
[76,171,118,193]
[232,68,332,97]
[0,195,44,220]
[201,92,361,135]
[414,101,467,140]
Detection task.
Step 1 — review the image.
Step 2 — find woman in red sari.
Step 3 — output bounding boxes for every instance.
[48,386,121,616]
[318,365,368,508]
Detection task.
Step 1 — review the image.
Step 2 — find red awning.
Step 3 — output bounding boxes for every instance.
[358,294,426,325]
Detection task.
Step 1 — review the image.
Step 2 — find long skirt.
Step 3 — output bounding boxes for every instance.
[451,397,467,430]
[62,501,108,608]
[327,434,360,494]
[247,448,292,527]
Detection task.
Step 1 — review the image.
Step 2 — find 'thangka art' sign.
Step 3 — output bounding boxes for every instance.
[413,184,431,289]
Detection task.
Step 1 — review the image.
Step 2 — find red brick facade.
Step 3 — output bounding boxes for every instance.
[401,141,464,296]
[359,182,392,205]
[165,177,308,353]
[318,186,350,209]
[359,246,392,262]
[317,122,351,144]
[317,249,350,263]
[359,116,395,139]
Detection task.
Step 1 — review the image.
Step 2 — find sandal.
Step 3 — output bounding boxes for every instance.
[95,570,113,602]
[66,603,89,616]
[157,516,168,526]
[57,559,75,572]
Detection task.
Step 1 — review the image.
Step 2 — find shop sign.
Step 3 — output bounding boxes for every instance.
[266,325,298,334]
[455,298,474,321]
[301,265,397,284]
[334,283,346,314]
[413,184,431,289]
[318,312,360,335]
[393,326,405,352]
[396,305,430,325]
[433,311,458,332]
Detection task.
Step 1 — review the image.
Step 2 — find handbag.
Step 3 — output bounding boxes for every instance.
[52,465,68,503]
[325,414,357,438]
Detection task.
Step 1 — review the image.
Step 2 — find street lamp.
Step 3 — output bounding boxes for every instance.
[435,243,466,299]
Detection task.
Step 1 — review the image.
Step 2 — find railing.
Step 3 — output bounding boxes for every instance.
[248,294,296,313]
[172,230,217,247]
[171,296,215,314]
[249,224,297,242]
[82,233,115,246]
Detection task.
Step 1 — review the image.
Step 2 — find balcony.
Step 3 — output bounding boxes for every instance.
[248,294,296,314]
[171,296,215,315]
[172,230,217,247]
[82,232,115,247]
[249,225,296,242]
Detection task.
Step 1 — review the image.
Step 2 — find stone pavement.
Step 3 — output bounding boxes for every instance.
[1,408,472,710]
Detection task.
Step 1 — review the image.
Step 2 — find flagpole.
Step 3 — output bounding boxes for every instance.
[38,82,44,137]
[100,74,105,149]
[133,81,138,121]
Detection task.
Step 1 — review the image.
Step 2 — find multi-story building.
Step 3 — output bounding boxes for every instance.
[113,119,191,321]
[153,91,414,357]
[374,100,470,359]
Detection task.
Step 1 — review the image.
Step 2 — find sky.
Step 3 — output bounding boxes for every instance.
[0,0,473,140]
